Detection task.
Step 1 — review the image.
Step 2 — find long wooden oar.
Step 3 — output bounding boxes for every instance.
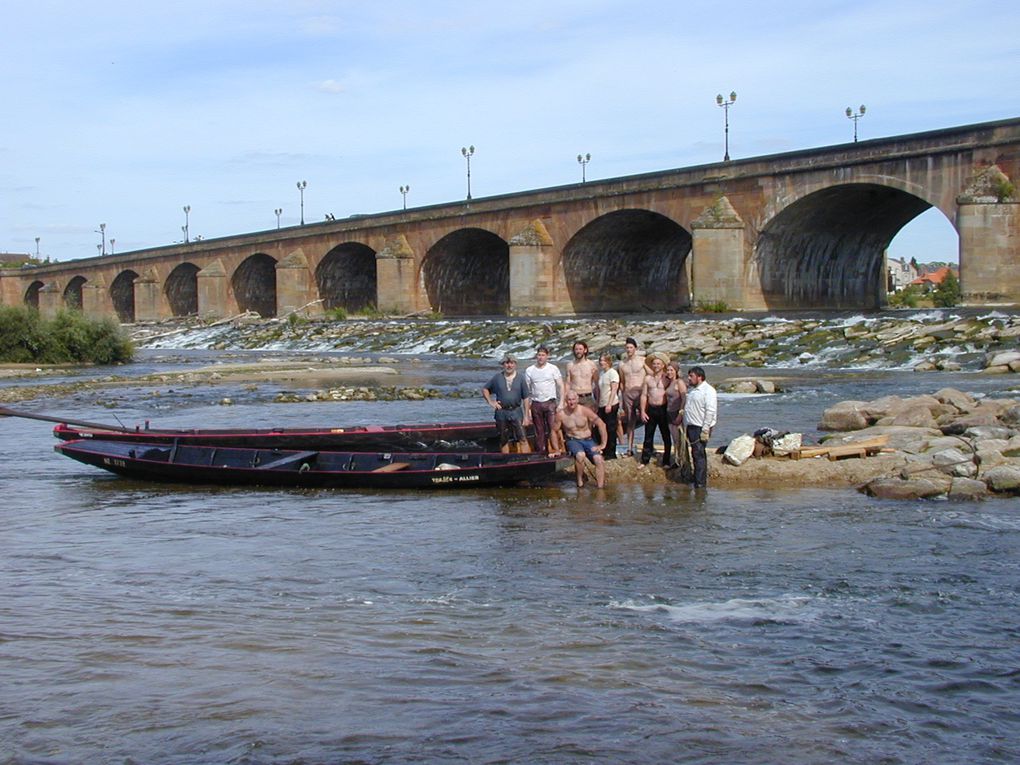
[0,405,136,432]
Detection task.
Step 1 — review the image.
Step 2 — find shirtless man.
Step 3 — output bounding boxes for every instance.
[565,341,599,411]
[618,337,646,457]
[639,352,672,466]
[556,390,608,489]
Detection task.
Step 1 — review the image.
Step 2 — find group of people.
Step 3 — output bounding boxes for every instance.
[482,339,718,489]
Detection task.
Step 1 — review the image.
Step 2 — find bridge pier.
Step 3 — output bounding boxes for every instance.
[508,220,568,315]
[37,283,61,318]
[134,271,163,321]
[81,280,113,319]
[957,167,1019,304]
[197,260,229,319]
[375,236,418,314]
[276,251,322,317]
[690,196,756,310]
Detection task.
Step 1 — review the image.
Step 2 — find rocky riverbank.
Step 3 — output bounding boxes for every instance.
[131,310,1020,373]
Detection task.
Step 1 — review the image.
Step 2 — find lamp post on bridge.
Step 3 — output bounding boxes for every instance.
[846,105,866,142]
[296,181,307,225]
[275,208,283,229]
[34,237,40,258]
[399,185,410,210]
[109,238,115,255]
[716,91,737,161]
[182,205,191,243]
[577,153,591,183]
[95,223,107,256]
[461,145,474,200]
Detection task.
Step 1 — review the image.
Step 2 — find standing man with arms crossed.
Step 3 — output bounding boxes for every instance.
[482,354,531,453]
[565,341,599,411]
[618,337,646,458]
[524,345,564,455]
[683,366,718,489]
[556,391,608,489]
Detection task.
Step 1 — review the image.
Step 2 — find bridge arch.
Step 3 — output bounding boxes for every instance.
[755,183,935,309]
[233,253,278,317]
[63,276,87,310]
[561,210,692,312]
[422,228,509,315]
[24,281,44,309]
[165,263,200,317]
[111,270,139,322]
[315,242,377,312]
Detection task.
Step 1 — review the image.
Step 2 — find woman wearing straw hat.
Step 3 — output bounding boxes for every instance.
[639,351,672,466]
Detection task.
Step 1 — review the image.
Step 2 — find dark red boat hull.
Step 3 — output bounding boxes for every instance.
[55,439,565,489]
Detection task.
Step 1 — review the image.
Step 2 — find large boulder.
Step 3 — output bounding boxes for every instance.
[881,407,939,429]
[948,477,990,500]
[819,401,869,431]
[986,350,1020,369]
[723,435,756,466]
[934,388,977,412]
[941,413,1001,435]
[983,465,1020,493]
[965,426,1017,441]
[825,425,940,453]
[931,447,977,477]
[863,478,946,500]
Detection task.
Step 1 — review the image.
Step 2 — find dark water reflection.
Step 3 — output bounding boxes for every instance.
[2,362,1020,763]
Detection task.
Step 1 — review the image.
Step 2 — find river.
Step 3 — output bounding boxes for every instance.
[2,348,1019,764]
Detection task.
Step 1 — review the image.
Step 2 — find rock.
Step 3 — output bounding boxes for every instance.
[1001,406,1020,426]
[933,388,977,411]
[862,395,906,421]
[948,477,990,500]
[755,380,777,394]
[986,351,1020,368]
[863,478,945,500]
[913,361,938,372]
[936,360,962,372]
[976,448,1008,469]
[882,407,938,429]
[983,465,1020,493]
[771,433,802,457]
[965,426,1016,440]
[825,425,940,453]
[941,413,1001,435]
[723,435,756,466]
[819,401,869,431]
[931,447,977,477]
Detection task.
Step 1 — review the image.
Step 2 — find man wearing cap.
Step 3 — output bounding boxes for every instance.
[618,337,646,457]
[684,366,718,488]
[639,351,672,466]
[524,346,564,455]
[482,354,532,453]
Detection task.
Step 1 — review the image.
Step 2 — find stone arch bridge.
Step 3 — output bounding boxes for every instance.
[4,117,1018,320]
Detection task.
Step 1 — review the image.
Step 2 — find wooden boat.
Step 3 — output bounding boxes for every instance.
[51,419,505,452]
[54,439,566,489]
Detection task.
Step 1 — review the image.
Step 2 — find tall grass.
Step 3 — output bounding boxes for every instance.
[0,306,134,364]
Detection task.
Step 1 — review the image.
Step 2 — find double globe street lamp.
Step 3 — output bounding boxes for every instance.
[846,105,866,142]
[577,153,591,183]
[461,146,475,200]
[296,180,307,225]
[716,91,737,161]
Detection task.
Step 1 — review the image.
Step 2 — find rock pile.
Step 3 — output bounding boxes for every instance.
[817,388,1020,499]
[134,312,1020,371]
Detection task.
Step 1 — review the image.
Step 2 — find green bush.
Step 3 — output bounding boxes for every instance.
[887,285,923,308]
[695,300,730,313]
[0,306,133,364]
[932,270,961,307]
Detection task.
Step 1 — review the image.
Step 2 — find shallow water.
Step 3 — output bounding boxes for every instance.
[2,357,1019,764]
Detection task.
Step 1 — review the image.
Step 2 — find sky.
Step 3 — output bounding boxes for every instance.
[2,0,1017,264]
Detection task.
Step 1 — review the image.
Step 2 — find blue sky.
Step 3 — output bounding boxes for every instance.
[2,0,1016,263]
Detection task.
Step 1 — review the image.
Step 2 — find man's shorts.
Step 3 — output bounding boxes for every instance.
[566,437,602,461]
[576,392,595,410]
[496,417,527,446]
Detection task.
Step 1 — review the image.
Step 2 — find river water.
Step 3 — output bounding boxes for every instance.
[2,349,1019,764]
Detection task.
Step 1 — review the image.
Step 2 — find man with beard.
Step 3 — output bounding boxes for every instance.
[565,341,599,411]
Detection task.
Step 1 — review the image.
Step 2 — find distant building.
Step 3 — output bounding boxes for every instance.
[886,256,917,292]
[911,265,956,292]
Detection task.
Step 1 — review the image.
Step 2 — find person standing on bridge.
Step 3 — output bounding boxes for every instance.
[684,366,717,489]
[525,346,564,455]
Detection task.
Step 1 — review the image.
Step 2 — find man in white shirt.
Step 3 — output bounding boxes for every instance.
[683,366,717,489]
[524,345,564,454]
